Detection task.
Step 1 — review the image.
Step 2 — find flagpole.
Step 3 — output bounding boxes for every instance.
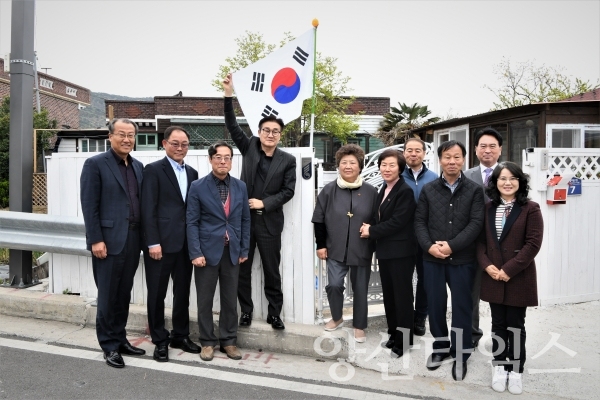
[309,19,318,149]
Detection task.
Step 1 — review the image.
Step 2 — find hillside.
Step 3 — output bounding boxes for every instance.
[79,92,152,129]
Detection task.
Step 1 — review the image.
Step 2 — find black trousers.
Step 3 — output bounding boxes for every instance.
[414,246,428,319]
[490,303,527,373]
[92,228,140,352]
[144,246,194,345]
[238,214,283,317]
[471,262,484,343]
[379,256,416,350]
[195,246,239,347]
[423,260,474,362]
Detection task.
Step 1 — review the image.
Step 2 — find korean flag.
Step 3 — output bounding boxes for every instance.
[233,29,315,136]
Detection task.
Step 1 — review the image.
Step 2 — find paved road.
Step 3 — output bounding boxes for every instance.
[0,337,413,400]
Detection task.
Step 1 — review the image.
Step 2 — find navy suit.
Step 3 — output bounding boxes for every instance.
[80,149,143,352]
[186,173,250,347]
[141,157,198,346]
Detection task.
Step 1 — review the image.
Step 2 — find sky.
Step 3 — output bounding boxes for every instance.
[1,0,599,118]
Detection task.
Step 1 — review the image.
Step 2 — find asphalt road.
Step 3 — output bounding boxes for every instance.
[0,345,342,400]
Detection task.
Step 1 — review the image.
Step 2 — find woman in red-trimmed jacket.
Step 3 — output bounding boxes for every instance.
[477,161,543,396]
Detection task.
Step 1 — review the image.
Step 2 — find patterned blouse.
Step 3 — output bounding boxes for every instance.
[495,198,516,240]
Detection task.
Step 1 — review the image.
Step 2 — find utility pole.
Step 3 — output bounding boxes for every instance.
[8,0,37,288]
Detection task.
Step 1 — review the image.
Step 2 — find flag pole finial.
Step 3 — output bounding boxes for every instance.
[312,18,319,28]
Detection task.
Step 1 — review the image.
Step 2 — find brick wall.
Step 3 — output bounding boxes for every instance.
[105,100,156,119]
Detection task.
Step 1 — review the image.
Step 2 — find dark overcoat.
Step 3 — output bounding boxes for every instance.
[477,200,544,307]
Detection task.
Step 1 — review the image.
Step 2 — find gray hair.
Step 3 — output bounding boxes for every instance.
[108,118,138,135]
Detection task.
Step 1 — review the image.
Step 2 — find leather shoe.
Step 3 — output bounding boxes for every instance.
[153,345,168,362]
[200,345,214,361]
[426,352,451,371]
[472,338,480,349]
[390,346,404,358]
[219,345,242,360]
[382,339,395,349]
[266,315,285,330]
[170,337,200,354]
[119,342,146,356]
[452,360,468,381]
[104,351,125,368]
[414,317,426,336]
[239,312,252,327]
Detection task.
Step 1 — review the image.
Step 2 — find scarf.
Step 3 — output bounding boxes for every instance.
[337,175,363,189]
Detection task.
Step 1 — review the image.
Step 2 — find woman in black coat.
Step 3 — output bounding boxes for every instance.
[360,149,417,357]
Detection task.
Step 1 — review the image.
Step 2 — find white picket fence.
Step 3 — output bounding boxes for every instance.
[46,148,317,324]
[523,148,600,305]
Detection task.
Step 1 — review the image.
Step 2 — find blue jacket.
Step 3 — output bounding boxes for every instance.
[402,163,438,203]
[186,173,251,266]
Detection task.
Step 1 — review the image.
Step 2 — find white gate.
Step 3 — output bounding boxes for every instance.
[46,148,316,324]
[523,148,600,305]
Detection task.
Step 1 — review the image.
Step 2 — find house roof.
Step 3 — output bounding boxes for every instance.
[558,89,600,102]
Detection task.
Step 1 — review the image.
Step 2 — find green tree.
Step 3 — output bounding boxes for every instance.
[485,58,600,110]
[0,96,57,183]
[212,31,359,146]
[375,102,440,146]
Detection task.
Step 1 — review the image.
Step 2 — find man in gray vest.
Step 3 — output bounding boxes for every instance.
[463,127,503,348]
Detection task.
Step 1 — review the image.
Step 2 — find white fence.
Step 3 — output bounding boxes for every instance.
[523,148,600,305]
[46,148,317,324]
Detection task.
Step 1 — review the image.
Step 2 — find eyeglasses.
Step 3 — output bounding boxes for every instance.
[212,155,232,162]
[111,133,135,140]
[166,141,189,149]
[498,177,519,182]
[261,128,281,137]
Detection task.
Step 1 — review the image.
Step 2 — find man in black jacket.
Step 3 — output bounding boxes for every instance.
[141,126,199,362]
[414,140,484,381]
[222,73,297,330]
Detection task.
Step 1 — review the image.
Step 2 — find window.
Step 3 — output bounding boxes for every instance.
[547,124,600,148]
[81,139,109,152]
[509,119,538,166]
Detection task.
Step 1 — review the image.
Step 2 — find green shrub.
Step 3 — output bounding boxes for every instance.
[0,180,7,208]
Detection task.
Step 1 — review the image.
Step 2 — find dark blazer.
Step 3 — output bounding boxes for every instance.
[186,174,251,266]
[80,150,143,255]
[225,98,296,235]
[141,157,198,253]
[477,201,544,307]
[369,176,417,260]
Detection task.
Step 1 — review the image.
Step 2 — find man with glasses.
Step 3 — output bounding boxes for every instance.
[141,126,199,362]
[80,118,146,368]
[464,127,503,349]
[186,141,250,361]
[222,73,296,330]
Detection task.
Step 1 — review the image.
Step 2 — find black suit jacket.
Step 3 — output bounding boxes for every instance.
[369,176,417,260]
[141,157,198,254]
[224,98,296,235]
[80,150,144,255]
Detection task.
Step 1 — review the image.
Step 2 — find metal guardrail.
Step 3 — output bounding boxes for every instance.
[0,211,88,256]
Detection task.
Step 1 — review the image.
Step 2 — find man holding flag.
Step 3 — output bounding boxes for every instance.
[222,74,296,330]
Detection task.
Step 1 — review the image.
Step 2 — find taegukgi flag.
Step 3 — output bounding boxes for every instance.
[233,28,315,136]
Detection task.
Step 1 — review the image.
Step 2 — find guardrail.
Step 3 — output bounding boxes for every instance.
[0,211,88,256]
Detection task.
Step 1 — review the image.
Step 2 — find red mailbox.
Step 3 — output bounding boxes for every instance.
[546,174,573,205]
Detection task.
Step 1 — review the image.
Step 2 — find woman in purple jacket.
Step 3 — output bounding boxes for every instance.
[477,162,543,395]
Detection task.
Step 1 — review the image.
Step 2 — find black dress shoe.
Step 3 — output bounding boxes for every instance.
[170,337,200,354]
[104,351,125,368]
[414,317,426,336]
[153,345,169,362]
[239,312,252,327]
[266,315,285,330]
[390,346,404,358]
[452,360,468,381]
[426,352,451,370]
[119,342,146,356]
[472,338,480,349]
[382,339,395,349]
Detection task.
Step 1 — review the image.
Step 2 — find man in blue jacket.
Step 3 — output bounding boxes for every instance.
[186,141,251,362]
[401,138,437,337]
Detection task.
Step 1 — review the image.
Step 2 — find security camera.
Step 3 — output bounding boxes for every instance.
[77,104,86,110]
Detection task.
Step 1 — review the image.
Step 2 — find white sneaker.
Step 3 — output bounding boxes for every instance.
[491,366,508,392]
[508,371,523,395]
